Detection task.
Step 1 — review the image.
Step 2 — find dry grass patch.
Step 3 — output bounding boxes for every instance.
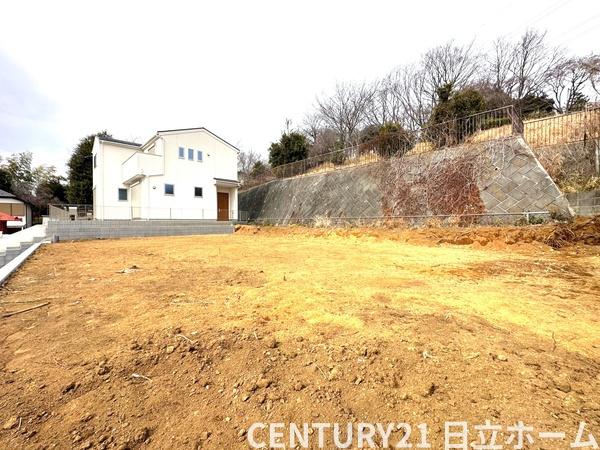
[0,230,599,449]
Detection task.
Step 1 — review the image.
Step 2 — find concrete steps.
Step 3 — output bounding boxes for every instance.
[0,225,48,268]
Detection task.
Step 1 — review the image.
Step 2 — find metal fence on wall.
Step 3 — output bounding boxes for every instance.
[48,204,93,220]
[271,106,520,180]
[48,204,249,222]
[523,106,600,149]
[256,105,600,183]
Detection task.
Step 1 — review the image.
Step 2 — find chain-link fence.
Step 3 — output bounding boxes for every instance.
[249,211,554,227]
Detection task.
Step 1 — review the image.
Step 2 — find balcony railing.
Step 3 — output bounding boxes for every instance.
[121,152,163,185]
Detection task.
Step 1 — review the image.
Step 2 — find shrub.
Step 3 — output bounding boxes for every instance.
[481,116,511,130]
[330,150,346,166]
[313,215,332,228]
[527,215,545,225]
[427,85,487,148]
[360,123,413,157]
[518,93,554,119]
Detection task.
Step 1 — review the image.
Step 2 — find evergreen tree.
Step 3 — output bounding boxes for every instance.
[67,131,110,204]
[268,132,309,167]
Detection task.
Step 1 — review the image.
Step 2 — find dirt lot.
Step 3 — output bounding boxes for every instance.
[0,222,599,449]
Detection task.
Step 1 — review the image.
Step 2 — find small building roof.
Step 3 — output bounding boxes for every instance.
[0,189,16,199]
[0,189,33,206]
[0,212,21,222]
[214,177,240,186]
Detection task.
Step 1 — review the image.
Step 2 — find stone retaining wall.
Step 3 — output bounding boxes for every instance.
[239,164,383,222]
[239,137,572,224]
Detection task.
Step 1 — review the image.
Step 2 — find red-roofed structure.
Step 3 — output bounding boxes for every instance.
[0,213,21,234]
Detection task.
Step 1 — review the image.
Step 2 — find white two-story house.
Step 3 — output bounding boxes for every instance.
[92,127,240,221]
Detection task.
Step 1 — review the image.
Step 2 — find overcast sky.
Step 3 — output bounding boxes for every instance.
[0,0,598,174]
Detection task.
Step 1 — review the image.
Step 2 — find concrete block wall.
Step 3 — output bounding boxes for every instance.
[565,190,600,216]
[46,219,234,241]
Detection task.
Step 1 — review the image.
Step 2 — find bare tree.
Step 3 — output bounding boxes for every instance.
[309,128,340,157]
[302,113,323,146]
[298,28,593,152]
[302,113,341,156]
[315,82,374,147]
[547,57,592,113]
[391,65,433,129]
[364,75,404,127]
[421,40,480,100]
[238,149,261,184]
[581,54,600,98]
[487,37,516,94]
[510,30,563,101]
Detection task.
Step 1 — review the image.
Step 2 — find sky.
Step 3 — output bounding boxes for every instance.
[0,0,599,174]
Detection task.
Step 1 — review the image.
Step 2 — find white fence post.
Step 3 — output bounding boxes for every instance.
[595,139,600,176]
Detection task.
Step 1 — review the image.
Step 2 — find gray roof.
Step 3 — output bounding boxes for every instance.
[0,189,16,198]
[214,177,240,184]
[0,188,30,205]
[156,127,241,152]
[99,136,142,147]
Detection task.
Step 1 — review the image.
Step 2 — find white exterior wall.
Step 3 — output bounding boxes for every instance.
[93,130,239,220]
[149,130,238,219]
[92,137,141,220]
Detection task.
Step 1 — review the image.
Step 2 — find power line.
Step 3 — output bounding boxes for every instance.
[503,0,564,36]
[559,11,600,40]
[504,0,574,38]
[528,0,575,28]
[565,21,600,43]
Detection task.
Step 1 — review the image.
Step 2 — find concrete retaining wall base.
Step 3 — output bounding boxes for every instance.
[565,190,600,216]
[46,220,234,241]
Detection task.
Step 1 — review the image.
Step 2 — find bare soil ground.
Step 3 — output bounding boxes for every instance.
[0,221,599,449]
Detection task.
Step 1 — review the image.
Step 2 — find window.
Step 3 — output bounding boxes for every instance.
[178,147,185,159]
[118,188,128,201]
[11,203,25,216]
[93,154,97,168]
[188,148,194,160]
[164,184,174,195]
[194,187,203,197]
[197,150,203,162]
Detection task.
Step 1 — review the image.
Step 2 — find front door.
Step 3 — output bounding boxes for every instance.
[217,192,229,221]
[130,183,141,219]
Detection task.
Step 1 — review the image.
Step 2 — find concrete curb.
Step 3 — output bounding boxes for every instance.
[0,242,44,286]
